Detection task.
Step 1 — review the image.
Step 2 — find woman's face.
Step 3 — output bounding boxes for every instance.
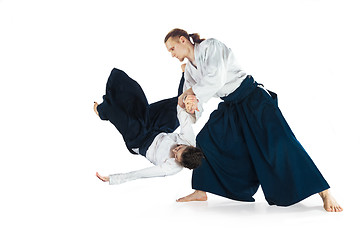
[165,36,187,62]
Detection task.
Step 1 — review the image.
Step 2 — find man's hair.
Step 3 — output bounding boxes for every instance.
[180,146,204,169]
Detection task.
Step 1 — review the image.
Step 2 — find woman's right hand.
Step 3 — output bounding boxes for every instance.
[178,88,195,108]
[184,95,199,114]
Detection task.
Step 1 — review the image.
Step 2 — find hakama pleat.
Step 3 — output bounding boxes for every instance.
[192,76,330,206]
[97,68,184,156]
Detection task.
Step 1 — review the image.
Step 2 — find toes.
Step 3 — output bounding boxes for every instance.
[336,206,343,212]
[176,197,186,202]
[325,205,343,212]
[326,206,333,212]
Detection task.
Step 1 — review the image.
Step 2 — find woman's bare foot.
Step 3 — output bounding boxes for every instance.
[93,102,99,116]
[319,189,343,212]
[176,190,207,202]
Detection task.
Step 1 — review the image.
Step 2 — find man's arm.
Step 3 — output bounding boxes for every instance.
[177,105,196,146]
[191,39,230,104]
[96,159,182,185]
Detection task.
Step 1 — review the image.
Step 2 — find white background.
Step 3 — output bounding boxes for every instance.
[1,0,359,239]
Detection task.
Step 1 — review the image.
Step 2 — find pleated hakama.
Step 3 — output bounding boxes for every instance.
[97,68,184,156]
[192,75,330,206]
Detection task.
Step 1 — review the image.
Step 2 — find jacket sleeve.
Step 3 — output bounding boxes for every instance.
[192,39,230,104]
[108,159,183,185]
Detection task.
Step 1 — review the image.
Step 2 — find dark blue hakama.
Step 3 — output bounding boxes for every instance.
[97,68,184,156]
[192,76,330,206]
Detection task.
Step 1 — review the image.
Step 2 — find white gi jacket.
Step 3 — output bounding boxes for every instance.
[109,106,195,185]
[184,38,247,121]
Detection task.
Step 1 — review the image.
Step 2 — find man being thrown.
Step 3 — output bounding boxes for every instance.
[95,67,203,184]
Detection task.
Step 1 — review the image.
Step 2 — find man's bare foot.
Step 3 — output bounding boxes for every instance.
[319,189,343,212]
[93,102,99,116]
[176,190,207,202]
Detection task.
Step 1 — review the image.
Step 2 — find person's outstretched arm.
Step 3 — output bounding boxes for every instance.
[96,159,182,185]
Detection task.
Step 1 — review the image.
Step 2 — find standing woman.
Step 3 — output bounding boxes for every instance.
[164,28,342,212]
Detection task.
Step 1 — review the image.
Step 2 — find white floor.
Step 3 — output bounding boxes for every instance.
[1,0,359,239]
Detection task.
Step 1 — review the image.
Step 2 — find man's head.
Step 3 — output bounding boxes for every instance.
[173,144,204,169]
[164,28,205,62]
[164,33,191,62]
